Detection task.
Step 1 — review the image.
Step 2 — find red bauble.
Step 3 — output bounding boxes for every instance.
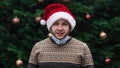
[85,13,91,20]
[12,16,20,24]
[35,16,42,23]
[105,57,111,64]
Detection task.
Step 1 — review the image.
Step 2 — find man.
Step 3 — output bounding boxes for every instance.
[28,3,94,68]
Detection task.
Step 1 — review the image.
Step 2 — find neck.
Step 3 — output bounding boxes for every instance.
[50,35,71,45]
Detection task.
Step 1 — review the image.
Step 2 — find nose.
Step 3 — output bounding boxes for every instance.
[58,24,62,30]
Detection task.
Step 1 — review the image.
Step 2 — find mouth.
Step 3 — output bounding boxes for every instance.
[56,32,64,37]
[53,31,66,39]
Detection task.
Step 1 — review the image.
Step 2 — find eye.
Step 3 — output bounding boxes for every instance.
[62,22,69,25]
[53,22,59,25]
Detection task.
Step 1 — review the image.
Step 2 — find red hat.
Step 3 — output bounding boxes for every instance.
[40,3,76,31]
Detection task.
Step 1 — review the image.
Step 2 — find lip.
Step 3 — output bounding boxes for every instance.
[57,33,63,36]
[56,32,64,37]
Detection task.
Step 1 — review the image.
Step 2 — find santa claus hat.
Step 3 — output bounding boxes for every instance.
[40,3,76,31]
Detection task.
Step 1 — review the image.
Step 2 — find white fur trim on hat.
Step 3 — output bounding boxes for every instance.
[40,19,46,25]
[47,12,76,31]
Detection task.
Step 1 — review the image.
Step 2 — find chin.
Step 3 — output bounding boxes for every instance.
[55,35,64,39]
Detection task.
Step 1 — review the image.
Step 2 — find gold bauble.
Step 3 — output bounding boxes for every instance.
[16,59,23,67]
[100,31,107,39]
[12,16,20,24]
[48,33,52,37]
[38,0,44,3]
[64,0,71,2]
[35,16,42,23]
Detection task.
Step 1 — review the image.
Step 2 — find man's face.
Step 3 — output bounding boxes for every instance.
[51,19,70,40]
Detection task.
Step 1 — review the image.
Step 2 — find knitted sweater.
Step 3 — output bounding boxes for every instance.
[28,38,94,68]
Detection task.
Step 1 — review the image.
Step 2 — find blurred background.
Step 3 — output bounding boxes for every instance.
[0,0,120,68]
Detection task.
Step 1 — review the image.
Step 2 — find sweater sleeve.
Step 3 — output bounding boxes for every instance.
[81,43,94,68]
[28,43,39,68]
[28,63,38,68]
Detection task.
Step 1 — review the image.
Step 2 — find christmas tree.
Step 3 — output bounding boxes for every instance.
[0,0,120,68]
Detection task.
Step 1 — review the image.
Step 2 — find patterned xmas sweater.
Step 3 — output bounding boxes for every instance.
[28,38,94,68]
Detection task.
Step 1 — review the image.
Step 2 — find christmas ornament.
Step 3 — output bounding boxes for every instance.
[48,33,52,37]
[38,0,44,3]
[64,0,71,2]
[16,59,23,67]
[12,16,20,24]
[35,16,42,23]
[105,57,111,64]
[100,31,107,39]
[85,13,91,20]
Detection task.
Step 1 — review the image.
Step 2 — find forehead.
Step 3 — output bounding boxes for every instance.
[55,18,69,24]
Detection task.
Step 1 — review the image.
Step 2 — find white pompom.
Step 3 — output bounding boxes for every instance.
[40,19,46,25]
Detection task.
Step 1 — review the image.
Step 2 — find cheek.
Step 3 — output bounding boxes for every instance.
[51,26,56,33]
[65,26,70,32]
